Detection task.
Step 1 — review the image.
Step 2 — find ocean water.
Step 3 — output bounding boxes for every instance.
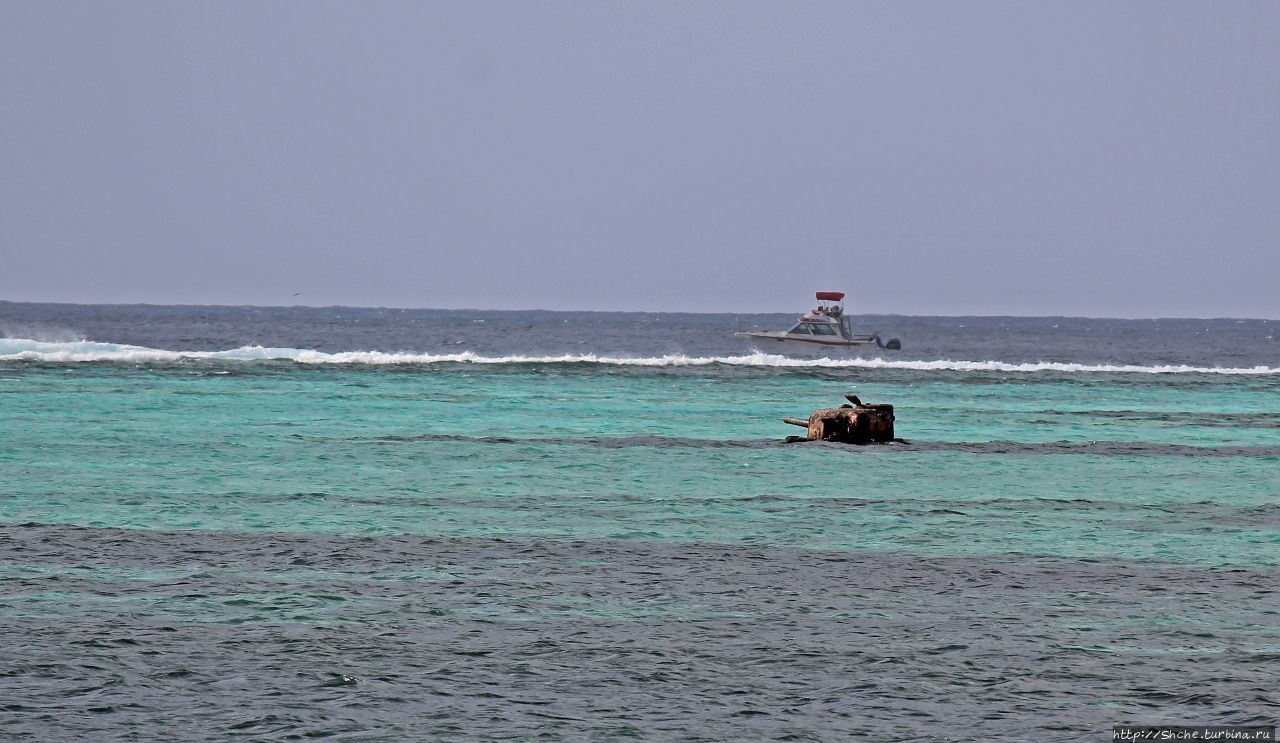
[1,302,1277,740]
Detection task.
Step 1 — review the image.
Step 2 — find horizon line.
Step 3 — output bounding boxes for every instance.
[1,298,1275,323]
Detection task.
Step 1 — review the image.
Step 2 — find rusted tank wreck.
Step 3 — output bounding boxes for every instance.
[783,395,898,444]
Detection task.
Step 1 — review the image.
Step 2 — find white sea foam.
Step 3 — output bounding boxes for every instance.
[0,338,1275,375]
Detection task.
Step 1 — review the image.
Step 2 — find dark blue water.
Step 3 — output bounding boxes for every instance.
[2,300,1275,366]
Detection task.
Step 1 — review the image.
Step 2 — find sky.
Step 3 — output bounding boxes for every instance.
[1,1,1277,317]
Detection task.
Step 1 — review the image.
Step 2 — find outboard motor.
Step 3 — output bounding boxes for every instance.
[873,335,902,350]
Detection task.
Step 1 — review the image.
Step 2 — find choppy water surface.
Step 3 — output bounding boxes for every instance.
[1,302,1277,740]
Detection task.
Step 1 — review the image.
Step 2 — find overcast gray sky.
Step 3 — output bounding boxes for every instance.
[1,1,1276,317]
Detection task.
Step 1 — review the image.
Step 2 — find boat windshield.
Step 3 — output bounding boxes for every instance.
[789,323,837,336]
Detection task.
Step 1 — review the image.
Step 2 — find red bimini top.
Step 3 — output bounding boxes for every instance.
[815,291,845,302]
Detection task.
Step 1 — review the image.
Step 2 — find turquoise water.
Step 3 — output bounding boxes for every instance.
[1,308,1278,739]
[4,366,1277,566]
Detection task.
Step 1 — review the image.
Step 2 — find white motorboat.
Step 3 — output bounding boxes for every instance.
[735,291,901,356]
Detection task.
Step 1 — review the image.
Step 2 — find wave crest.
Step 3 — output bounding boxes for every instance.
[0,338,1274,375]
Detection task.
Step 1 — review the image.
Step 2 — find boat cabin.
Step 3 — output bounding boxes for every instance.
[786,320,840,336]
[786,292,853,339]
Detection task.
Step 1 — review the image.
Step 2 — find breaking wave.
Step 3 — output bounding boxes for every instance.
[1,338,1276,375]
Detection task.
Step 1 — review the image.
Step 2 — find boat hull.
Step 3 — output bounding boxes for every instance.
[736,332,882,357]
